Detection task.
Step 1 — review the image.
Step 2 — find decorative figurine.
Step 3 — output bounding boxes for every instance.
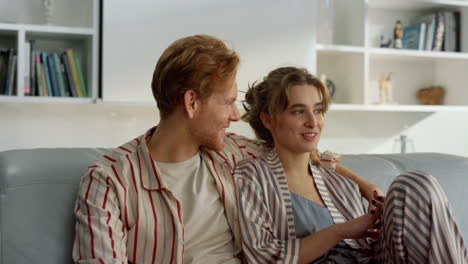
[319,74,336,98]
[416,86,445,105]
[378,72,394,104]
[42,0,55,24]
[393,20,403,49]
[380,35,392,48]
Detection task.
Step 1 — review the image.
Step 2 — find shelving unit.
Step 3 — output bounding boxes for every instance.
[0,0,99,103]
[315,0,468,112]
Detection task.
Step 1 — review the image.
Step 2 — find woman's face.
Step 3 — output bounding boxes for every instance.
[265,84,324,155]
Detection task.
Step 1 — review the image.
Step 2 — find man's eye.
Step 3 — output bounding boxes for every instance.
[314,109,323,114]
[292,110,303,115]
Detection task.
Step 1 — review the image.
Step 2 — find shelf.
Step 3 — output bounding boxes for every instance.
[368,0,468,10]
[329,103,468,112]
[0,23,94,37]
[369,47,468,61]
[317,45,468,60]
[0,96,95,104]
[316,44,366,54]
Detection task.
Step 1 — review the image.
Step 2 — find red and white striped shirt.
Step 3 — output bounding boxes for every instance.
[72,127,262,264]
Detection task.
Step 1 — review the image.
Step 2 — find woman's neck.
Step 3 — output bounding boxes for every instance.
[276,147,311,180]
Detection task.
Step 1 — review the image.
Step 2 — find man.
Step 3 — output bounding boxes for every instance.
[73,35,381,263]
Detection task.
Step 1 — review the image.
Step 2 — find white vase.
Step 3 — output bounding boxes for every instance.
[42,0,55,25]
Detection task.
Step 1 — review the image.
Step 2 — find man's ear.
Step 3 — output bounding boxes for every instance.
[183,90,199,119]
[260,112,273,130]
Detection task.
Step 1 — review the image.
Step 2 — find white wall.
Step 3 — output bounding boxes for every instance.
[102,0,316,102]
[1,0,468,158]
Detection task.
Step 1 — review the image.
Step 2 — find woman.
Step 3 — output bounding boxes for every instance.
[234,67,467,263]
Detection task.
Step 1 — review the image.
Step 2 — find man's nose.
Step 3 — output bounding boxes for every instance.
[230,104,240,121]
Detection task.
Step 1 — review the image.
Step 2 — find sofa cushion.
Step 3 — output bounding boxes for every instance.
[341,152,468,240]
[0,148,110,264]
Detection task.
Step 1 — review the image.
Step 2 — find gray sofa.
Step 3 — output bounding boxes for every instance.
[0,149,467,264]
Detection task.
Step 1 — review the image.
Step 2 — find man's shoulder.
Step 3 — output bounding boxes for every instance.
[223,133,264,159]
[90,134,146,171]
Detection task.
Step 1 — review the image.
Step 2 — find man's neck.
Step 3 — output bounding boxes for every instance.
[147,117,200,163]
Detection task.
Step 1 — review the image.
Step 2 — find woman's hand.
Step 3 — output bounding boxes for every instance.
[333,203,383,240]
[361,183,385,214]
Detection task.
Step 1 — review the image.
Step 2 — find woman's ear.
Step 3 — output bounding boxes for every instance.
[183,90,199,119]
[260,112,273,130]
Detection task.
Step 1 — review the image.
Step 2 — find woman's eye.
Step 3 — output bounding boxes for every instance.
[314,109,323,114]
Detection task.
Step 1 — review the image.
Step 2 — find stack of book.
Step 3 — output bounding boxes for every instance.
[401,10,460,52]
[0,48,17,96]
[24,40,88,97]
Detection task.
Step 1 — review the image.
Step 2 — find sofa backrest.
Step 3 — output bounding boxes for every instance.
[0,148,110,264]
[0,149,467,263]
[341,153,468,240]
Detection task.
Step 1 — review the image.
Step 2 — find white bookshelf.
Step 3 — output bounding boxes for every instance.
[0,0,99,103]
[315,0,468,112]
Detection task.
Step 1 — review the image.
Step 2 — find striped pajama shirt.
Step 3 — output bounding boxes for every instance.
[234,150,468,264]
[72,127,262,264]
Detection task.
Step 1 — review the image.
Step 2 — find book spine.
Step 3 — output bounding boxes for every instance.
[5,48,17,96]
[73,52,88,97]
[0,50,7,95]
[61,53,77,97]
[47,54,60,97]
[35,52,44,96]
[65,49,83,97]
[454,11,461,52]
[419,23,426,50]
[30,40,37,96]
[53,53,67,97]
[41,52,53,96]
[24,41,31,95]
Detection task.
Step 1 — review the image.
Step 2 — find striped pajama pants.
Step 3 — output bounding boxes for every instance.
[374,171,468,264]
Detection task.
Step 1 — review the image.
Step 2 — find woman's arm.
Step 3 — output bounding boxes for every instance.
[299,213,379,264]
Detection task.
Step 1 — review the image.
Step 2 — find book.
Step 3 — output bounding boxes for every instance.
[61,53,77,97]
[24,41,31,95]
[443,11,456,52]
[53,53,67,97]
[35,52,43,96]
[0,50,8,95]
[415,13,436,51]
[47,54,60,97]
[73,53,88,97]
[41,52,53,96]
[29,40,37,96]
[5,48,17,96]
[454,11,461,52]
[402,23,426,50]
[65,49,83,97]
[434,12,445,51]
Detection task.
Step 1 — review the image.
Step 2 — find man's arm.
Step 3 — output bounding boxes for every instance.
[227,134,384,202]
[312,151,385,202]
[335,163,385,202]
[73,167,127,263]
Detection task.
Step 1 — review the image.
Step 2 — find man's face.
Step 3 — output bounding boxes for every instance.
[190,75,240,151]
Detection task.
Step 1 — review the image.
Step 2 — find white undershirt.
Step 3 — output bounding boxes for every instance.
[156,153,240,264]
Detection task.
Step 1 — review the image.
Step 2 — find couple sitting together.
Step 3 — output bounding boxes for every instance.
[73,35,467,263]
